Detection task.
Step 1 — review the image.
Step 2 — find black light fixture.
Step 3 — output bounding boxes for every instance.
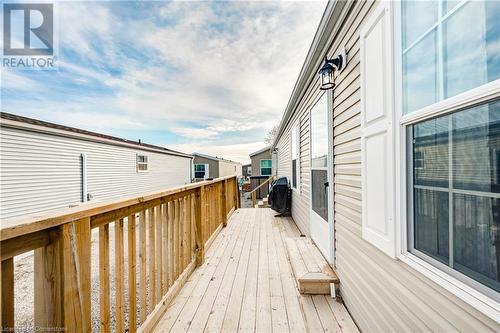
[318,48,346,90]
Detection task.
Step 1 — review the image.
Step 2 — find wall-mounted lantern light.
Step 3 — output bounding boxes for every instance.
[318,48,346,90]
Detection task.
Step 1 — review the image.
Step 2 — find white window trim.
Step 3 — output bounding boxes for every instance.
[291,122,300,192]
[391,1,500,322]
[136,154,148,173]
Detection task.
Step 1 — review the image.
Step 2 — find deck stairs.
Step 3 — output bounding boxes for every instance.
[256,195,269,208]
[285,237,340,297]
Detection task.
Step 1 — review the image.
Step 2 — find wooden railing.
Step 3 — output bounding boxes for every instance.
[0,175,240,332]
[249,176,275,207]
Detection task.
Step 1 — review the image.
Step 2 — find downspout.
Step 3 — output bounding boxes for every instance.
[81,153,87,202]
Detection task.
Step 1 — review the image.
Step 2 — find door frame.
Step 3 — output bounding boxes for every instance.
[308,90,335,265]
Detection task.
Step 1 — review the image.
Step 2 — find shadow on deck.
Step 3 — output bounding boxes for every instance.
[153,208,359,333]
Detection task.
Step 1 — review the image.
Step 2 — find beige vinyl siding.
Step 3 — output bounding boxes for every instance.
[332,1,498,331]
[276,125,313,232]
[274,0,499,331]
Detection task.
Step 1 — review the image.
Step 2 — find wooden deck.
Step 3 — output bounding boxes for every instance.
[153,208,359,333]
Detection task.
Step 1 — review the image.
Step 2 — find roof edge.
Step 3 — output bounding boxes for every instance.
[271,0,353,149]
[0,112,193,159]
[192,152,242,165]
[249,145,271,157]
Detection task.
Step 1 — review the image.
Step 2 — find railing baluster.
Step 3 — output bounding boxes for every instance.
[191,193,196,261]
[128,214,137,333]
[168,201,174,289]
[162,203,168,294]
[195,185,206,266]
[139,211,147,323]
[185,195,192,266]
[178,199,183,275]
[148,209,156,313]
[115,219,125,332]
[155,206,162,304]
[99,224,110,332]
[1,258,14,330]
[174,199,180,279]
[183,196,189,269]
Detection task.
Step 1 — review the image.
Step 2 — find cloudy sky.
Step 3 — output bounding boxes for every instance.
[1,0,327,163]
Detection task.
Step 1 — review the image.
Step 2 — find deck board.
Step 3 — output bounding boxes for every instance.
[152,208,359,333]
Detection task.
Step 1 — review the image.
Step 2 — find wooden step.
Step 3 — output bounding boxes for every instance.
[257,196,269,208]
[285,237,339,295]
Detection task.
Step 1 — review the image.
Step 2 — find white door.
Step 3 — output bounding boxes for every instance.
[309,93,333,262]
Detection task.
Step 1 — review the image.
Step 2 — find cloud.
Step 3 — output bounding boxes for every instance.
[169,141,268,165]
[2,0,327,160]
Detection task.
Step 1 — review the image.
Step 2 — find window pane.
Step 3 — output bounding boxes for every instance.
[195,164,205,172]
[412,100,500,293]
[413,115,449,188]
[261,160,272,168]
[291,128,297,159]
[452,100,500,193]
[195,171,205,178]
[311,95,328,168]
[292,159,297,188]
[402,0,438,49]
[403,30,438,114]
[312,169,328,221]
[414,188,449,264]
[444,0,460,14]
[454,194,500,292]
[443,1,500,98]
[261,167,272,176]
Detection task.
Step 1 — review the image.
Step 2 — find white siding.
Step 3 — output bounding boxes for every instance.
[218,160,242,178]
[0,126,191,219]
[274,0,499,331]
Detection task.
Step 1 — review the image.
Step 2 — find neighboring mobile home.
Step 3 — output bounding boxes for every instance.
[192,152,242,181]
[272,0,499,331]
[0,112,193,219]
[249,146,272,176]
[242,163,251,179]
[248,146,273,198]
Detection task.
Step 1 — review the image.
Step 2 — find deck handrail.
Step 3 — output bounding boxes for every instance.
[0,175,240,332]
[249,175,275,207]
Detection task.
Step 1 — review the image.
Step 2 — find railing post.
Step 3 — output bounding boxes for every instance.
[1,258,14,330]
[235,177,241,209]
[221,179,227,227]
[35,218,91,332]
[195,185,206,266]
[34,229,62,333]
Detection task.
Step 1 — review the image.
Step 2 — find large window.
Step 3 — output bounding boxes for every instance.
[291,124,300,189]
[410,100,500,293]
[402,0,500,296]
[260,159,272,176]
[402,0,500,114]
